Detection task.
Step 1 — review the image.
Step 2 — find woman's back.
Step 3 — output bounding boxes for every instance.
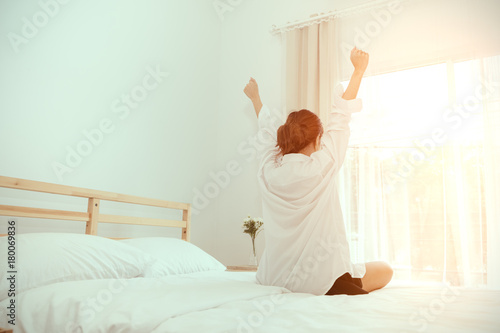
[245,48,393,296]
[254,87,365,295]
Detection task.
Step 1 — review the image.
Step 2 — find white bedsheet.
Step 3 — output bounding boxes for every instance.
[1,271,499,333]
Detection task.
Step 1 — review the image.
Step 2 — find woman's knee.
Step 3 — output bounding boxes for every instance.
[380,261,393,285]
[363,261,393,291]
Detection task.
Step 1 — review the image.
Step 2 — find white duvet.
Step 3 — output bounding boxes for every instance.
[1,271,499,333]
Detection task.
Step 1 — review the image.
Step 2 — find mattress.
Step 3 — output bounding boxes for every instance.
[1,270,499,333]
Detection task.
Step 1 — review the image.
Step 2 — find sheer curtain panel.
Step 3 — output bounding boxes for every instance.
[279,0,500,287]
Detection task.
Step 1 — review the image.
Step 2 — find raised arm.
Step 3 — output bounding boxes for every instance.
[244,77,263,117]
[242,77,285,166]
[342,47,369,100]
[318,48,368,174]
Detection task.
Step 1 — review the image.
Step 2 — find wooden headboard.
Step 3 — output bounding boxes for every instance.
[0,176,191,241]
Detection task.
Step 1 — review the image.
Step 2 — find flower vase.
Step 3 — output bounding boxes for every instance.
[249,251,258,266]
[248,238,258,266]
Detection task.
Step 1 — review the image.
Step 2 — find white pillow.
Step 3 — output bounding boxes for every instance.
[0,233,155,301]
[119,237,226,277]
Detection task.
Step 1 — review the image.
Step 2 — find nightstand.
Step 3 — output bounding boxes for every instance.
[226,265,258,272]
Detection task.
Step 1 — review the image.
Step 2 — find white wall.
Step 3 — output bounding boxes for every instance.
[213,0,370,265]
[211,0,500,265]
[0,0,222,255]
[3,0,450,266]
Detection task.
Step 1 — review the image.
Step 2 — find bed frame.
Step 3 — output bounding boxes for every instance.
[0,176,191,241]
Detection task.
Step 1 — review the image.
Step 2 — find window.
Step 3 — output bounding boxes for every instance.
[339,57,498,286]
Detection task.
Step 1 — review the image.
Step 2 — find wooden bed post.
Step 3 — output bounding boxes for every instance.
[86,198,100,235]
[182,204,191,242]
[0,176,191,240]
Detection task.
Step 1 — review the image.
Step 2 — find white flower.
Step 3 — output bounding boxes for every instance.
[241,215,264,234]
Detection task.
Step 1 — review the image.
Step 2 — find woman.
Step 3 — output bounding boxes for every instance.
[243,48,393,296]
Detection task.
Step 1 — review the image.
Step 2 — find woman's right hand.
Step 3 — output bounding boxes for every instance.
[350,47,369,73]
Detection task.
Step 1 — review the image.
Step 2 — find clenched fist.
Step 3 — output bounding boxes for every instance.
[244,77,263,117]
[244,77,260,101]
[350,47,369,73]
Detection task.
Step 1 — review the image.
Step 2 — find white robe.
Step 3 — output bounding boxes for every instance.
[255,84,366,296]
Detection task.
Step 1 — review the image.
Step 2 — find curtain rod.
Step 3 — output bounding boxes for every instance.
[270,0,406,35]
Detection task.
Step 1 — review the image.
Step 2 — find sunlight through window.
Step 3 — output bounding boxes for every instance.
[339,57,496,286]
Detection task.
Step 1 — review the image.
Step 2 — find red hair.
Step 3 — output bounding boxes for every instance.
[276,109,323,156]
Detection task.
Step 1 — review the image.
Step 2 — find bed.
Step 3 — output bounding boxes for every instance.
[1,176,499,333]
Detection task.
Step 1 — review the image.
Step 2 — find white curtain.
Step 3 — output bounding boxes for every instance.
[341,56,500,287]
[283,19,337,124]
[281,0,500,287]
[483,56,500,288]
